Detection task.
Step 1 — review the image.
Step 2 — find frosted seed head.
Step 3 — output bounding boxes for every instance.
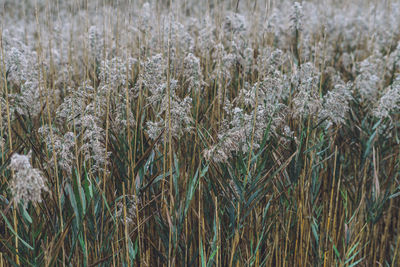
[8,152,48,208]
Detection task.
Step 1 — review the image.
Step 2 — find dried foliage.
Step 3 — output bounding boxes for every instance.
[0,0,400,266]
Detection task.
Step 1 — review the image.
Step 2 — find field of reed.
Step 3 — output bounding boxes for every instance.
[0,0,400,266]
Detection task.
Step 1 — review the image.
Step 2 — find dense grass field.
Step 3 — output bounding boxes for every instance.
[0,0,400,266]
